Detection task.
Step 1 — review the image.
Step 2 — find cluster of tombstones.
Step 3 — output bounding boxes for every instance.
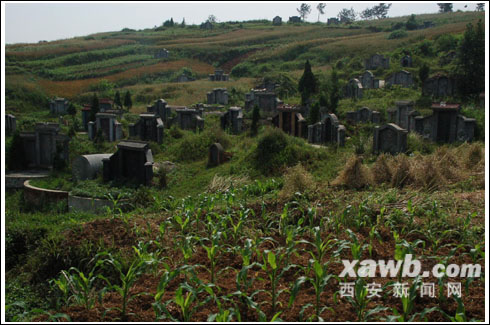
[207,88,229,105]
[209,69,229,81]
[308,113,346,147]
[345,54,415,99]
[244,88,283,114]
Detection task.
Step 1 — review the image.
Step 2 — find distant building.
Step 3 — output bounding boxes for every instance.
[327,17,340,25]
[289,16,301,23]
[272,16,282,26]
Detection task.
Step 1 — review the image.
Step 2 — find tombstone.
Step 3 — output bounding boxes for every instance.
[344,79,363,99]
[345,107,381,124]
[386,70,413,87]
[273,105,306,138]
[154,48,169,59]
[373,123,408,155]
[93,113,123,142]
[200,21,213,29]
[103,140,154,186]
[81,104,92,131]
[220,107,243,134]
[393,101,414,130]
[327,17,340,25]
[289,16,301,23]
[72,154,112,181]
[176,74,194,82]
[207,88,229,105]
[88,121,95,140]
[175,108,204,131]
[365,54,389,70]
[272,16,282,26]
[99,98,114,112]
[401,55,412,67]
[337,125,346,147]
[209,69,229,81]
[360,70,375,89]
[407,110,420,132]
[129,113,164,144]
[411,102,475,143]
[6,114,16,135]
[422,75,456,98]
[358,107,372,123]
[50,97,69,115]
[19,123,70,169]
[208,143,226,167]
[244,88,281,114]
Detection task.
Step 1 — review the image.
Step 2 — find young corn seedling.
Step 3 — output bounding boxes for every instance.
[99,242,159,320]
[343,278,388,322]
[385,276,438,322]
[440,295,477,322]
[201,230,222,284]
[258,248,297,318]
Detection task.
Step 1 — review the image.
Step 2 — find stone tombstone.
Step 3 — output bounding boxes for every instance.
[274,105,306,138]
[94,113,122,142]
[200,21,213,30]
[308,122,323,144]
[88,121,95,140]
[50,97,69,115]
[154,48,169,59]
[344,79,363,99]
[19,123,70,169]
[373,123,408,155]
[72,154,112,181]
[424,102,474,143]
[220,107,243,134]
[289,16,301,23]
[401,55,412,67]
[245,89,281,114]
[175,108,204,131]
[365,54,389,70]
[81,105,92,131]
[272,16,282,25]
[422,75,456,98]
[99,98,113,112]
[371,111,381,124]
[358,107,371,123]
[207,88,229,105]
[394,100,414,130]
[407,110,420,132]
[208,143,225,167]
[346,107,381,124]
[360,71,375,89]
[103,140,154,186]
[209,69,229,81]
[386,70,413,87]
[327,17,340,25]
[6,114,16,135]
[129,113,164,144]
[337,125,346,147]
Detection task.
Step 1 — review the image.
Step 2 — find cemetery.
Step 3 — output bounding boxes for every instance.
[3,6,486,323]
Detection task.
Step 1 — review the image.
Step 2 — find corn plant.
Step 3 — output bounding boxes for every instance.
[439,295,477,322]
[201,230,222,283]
[385,276,438,322]
[53,260,105,311]
[258,249,297,317]
[98,242,159,320]
[343,278,388,321]
[152,265,181,321]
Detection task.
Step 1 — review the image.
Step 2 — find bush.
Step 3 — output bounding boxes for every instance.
[388,30,408,39]
[435,34,458,52]
[170,127,230,162]
[252,128,296,175]
[169,125,183,139]
[407,132,435,154]
[6,132,28,171]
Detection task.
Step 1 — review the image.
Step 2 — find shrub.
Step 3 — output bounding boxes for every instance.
[6,132,27,171]
[279,164,315,201]
[332,156,371,189]
[252,128,296,175]
[407,132,435,154]
[169,125,183,139]
[154,167,167,189]
[435,34,458,52]
[170,127,230,162]
[388,30,408,39]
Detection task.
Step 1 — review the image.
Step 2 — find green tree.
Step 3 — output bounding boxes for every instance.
[476,3,484,11]
[298,60,317,105]
[124,90,132,111]
[208,15,217,23]
[327,69,341,115]
[114,90,122,109]
[67,103,77,116]
[90,93,99,122]
[406,14,418,30]
[419,63,430,86]
[337,7,357,23]
[361,3,392,20]
[308,101,321,125]
[297,3,312,21]
[7,131,27,171]
[316,3,326,22]
[456,20,485,99]
[437,3,453,13]
[251,105,260,136]
[181,18,186,27]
